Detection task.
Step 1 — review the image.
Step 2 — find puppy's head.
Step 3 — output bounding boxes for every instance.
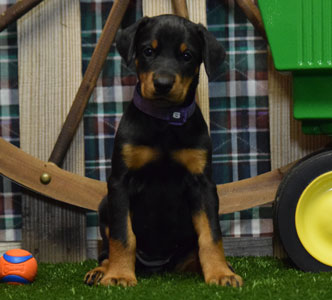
[116,15,225,106]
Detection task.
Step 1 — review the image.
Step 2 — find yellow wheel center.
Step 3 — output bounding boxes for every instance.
[295,171,332,267]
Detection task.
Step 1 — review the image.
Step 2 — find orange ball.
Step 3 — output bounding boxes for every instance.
[0,249,38,285]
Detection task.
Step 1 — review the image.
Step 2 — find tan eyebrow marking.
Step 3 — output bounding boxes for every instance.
[180,42,188,53]
[151,39,158,49]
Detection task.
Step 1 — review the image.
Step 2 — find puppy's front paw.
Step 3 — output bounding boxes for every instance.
[206,272,243,287]
[100,273,137,287]
[84,267,106,286]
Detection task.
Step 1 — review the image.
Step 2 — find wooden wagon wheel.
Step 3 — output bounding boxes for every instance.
[0,0,288,216]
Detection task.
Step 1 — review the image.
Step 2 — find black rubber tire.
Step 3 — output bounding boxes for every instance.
[274,148,332,272]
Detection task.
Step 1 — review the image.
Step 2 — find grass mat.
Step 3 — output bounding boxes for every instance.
[1,257,332,300]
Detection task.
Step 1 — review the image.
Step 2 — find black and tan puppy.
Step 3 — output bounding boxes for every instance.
[85,14,243,287]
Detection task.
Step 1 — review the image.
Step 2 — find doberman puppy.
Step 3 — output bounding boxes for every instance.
[84,14,243,288]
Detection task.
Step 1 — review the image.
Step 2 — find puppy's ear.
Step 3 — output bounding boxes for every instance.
[116,17,150,65]
[197,24,226,78]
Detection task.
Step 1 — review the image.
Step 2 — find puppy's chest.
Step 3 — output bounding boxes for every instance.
[121,143,208,175]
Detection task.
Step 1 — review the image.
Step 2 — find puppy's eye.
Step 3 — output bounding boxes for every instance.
[143,48,154,57]
[182,50,192,61]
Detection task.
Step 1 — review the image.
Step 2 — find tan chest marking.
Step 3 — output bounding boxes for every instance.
[172,149,207,174]
[122,144,159,170]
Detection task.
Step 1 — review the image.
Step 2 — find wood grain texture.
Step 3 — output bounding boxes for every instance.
[268,51,331,170]
[0,138,106,211]
[0,242,22,256]
[0,0,44,32]
[171,0,189,19]
[17,0,85,262]
[223,237,272,256]
[218,161,294,215]
[235,0,267,40]
[48,0,130,166]
[0,136,286,215]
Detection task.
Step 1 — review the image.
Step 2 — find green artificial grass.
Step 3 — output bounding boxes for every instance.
[1,257,332,300]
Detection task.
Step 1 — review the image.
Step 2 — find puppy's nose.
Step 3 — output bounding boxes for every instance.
[153,73,175,94]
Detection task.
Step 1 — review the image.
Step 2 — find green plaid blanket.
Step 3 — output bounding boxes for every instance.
[0,0,271,243]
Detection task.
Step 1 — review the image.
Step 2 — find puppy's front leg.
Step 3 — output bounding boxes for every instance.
[191,180,243,287]
[101,179,137,287]
[85,179,137,287]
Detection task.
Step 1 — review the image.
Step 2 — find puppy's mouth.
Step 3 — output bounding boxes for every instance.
[139,72,193,107]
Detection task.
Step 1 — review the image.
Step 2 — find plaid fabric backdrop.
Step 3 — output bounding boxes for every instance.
[0,0,272,243]
[0,0,21,242]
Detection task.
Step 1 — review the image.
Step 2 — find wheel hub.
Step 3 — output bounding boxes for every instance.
[295,171,332,267]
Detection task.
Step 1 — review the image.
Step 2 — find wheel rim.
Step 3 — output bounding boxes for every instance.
[295,171,332,267]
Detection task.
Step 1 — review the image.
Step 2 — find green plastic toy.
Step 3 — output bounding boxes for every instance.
[258,0,332,134]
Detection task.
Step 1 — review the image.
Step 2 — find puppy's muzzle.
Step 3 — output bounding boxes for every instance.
[153,73,175,95]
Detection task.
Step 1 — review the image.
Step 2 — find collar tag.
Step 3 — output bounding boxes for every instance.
[172,112,181,119]
[170,111,186,125]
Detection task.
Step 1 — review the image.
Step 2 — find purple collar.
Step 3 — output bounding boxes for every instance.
[133,86,196,126]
